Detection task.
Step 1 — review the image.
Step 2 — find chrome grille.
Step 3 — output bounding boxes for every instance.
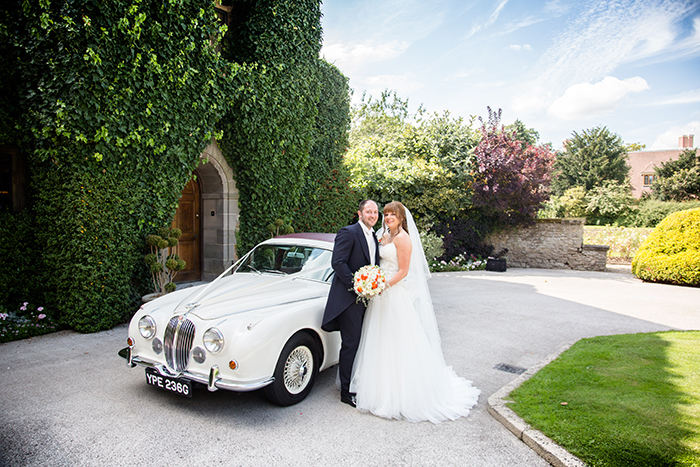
[163,315,195,372]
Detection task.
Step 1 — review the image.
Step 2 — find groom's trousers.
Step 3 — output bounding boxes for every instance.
[335,301,366,397]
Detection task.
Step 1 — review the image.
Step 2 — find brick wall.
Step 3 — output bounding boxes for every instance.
[486,218,609,271]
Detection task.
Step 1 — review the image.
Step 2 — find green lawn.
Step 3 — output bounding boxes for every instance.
[583,226,654,263]
[508,331,700,466]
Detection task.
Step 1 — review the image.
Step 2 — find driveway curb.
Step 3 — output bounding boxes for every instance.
[487,343,587,467]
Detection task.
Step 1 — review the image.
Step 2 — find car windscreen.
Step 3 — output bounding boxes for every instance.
[237,244,333,281]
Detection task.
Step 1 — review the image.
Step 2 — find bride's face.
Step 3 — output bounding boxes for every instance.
[384,211,401,230]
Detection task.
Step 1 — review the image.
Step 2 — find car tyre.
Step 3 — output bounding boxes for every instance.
[264,332,319,406]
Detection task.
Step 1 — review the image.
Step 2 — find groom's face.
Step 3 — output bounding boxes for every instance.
[358,201,379,229]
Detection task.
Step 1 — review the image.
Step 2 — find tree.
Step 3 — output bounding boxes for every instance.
[345,90,480,226]
[652,148,700,201]
[626,142,646,152]
[471,108,555,227]
[552,126,630,195]
[505,119,540,150]
[585,180,636,225]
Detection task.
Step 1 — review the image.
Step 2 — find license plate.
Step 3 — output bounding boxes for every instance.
[145,367,192,398]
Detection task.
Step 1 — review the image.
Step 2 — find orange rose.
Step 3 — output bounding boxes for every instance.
[371,282,378,289]
[357,287,363,293]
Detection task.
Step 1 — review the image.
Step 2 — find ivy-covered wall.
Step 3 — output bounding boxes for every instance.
[0,0,353,332]
[295,59,357,233]
[218,0,323,254]
[1,0,235,332]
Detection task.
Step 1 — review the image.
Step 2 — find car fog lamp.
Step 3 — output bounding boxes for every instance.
[229,360,238,370]
[152,337,163,355]
[192,346,206,364]
[138,315,156,339]
[203,328,224,354]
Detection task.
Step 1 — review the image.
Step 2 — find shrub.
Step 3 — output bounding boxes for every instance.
[432,213,494,261]
[622,199,700,227]
[632,208,700,286]
[419,230,445,262]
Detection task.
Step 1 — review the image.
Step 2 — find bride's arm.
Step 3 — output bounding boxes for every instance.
[386,233,411,287]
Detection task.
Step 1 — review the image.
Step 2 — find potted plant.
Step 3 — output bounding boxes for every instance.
[486,248,508,272]
[143,227,186,301]
[267,218,294,237]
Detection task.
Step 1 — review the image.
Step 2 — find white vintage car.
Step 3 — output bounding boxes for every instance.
[122,233,341,406]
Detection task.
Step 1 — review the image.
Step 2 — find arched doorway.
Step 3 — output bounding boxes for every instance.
[171,140,239,283]
[172,177,202,282]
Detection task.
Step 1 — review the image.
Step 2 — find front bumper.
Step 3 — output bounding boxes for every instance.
[119,347,274,393]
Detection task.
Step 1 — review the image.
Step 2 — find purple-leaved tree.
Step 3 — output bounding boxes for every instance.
[472,108,555,227]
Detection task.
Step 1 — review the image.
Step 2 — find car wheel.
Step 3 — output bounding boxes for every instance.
[264,332,319,406]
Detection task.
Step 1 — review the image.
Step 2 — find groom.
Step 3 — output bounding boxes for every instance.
[322,199,379,407]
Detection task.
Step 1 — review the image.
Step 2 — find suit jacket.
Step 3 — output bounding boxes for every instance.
[321,222,380,332]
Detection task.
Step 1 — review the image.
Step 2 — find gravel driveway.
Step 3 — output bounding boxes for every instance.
[2,267,698,467]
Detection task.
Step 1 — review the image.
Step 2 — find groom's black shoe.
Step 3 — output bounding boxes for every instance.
[340,395,356,408]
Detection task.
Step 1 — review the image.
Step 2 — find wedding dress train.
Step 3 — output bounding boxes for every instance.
[350,241,480,423]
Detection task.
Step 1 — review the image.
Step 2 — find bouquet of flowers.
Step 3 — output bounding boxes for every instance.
[352,264,387,305]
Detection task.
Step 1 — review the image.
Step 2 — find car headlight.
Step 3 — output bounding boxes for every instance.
[203,328,224,354]
[138,315,156,339]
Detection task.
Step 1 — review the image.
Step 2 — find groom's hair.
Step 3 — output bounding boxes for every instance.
[358,199,376,211]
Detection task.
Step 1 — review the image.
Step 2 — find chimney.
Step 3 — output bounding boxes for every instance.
[678,135,694,148]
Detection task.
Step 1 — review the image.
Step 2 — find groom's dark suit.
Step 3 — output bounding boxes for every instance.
[322,221,380,400]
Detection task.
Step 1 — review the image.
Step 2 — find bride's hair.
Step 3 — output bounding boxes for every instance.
[383,201,409,235]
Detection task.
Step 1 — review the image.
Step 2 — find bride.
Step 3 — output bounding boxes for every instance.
[350,201,480,423]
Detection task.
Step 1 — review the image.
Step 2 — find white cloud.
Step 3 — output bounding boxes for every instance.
[646,88,700,106]
[464,0,509,39]
[548,76,649,120]
[650,121,700,150]
[533,0,697,97]
[509,44,532,51]
[321,40,410,64]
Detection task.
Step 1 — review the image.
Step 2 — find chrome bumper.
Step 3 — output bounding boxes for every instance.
[119,347,274,393]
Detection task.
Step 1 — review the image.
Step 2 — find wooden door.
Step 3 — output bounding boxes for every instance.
[171,178,201,282]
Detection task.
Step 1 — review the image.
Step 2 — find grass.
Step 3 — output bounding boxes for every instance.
[584,226,654,263]
[508,331,700,466]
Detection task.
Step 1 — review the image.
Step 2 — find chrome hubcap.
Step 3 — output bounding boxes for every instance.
[283,345,313,395]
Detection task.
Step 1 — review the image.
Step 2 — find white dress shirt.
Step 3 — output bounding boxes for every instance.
[359,221,376,265]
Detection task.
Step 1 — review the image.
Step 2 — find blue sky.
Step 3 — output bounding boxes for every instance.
[320,0,700,150]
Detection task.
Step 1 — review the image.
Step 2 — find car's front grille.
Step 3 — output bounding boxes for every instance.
[163,315,195,373]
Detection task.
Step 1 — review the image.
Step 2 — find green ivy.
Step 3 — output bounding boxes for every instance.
[2,0,236,332]
[218,0,327,253]
[295,59,357,233]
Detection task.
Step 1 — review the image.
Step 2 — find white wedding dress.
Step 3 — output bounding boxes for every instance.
[350,240,480,423]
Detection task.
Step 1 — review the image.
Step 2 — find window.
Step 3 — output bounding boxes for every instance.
[643,174,655,187]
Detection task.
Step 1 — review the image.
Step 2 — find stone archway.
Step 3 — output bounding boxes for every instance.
[173,140,238,282]
[197,140,239,281]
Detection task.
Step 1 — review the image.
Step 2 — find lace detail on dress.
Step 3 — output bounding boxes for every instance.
[379,242,399,279]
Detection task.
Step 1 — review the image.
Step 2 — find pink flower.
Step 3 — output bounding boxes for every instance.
[0,313,7,320]
[38,314,46,320]
[23,302,28,306]
[20,305,27,311]
[37,307,44,312]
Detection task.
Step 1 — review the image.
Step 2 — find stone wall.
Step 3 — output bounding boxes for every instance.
[486,218,609,271]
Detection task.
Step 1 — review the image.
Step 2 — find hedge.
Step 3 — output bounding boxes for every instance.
[632,208,700,286]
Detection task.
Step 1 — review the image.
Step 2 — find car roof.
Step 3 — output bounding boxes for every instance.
[262,232,336,249]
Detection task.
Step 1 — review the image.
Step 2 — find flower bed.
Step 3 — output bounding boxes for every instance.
[0,302,60,344]
[583,226,653,264]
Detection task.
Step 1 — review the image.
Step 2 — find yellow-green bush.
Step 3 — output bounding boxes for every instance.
[632,208,700,286]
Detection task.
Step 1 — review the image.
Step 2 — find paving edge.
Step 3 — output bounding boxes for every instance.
[487,343,588,467]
